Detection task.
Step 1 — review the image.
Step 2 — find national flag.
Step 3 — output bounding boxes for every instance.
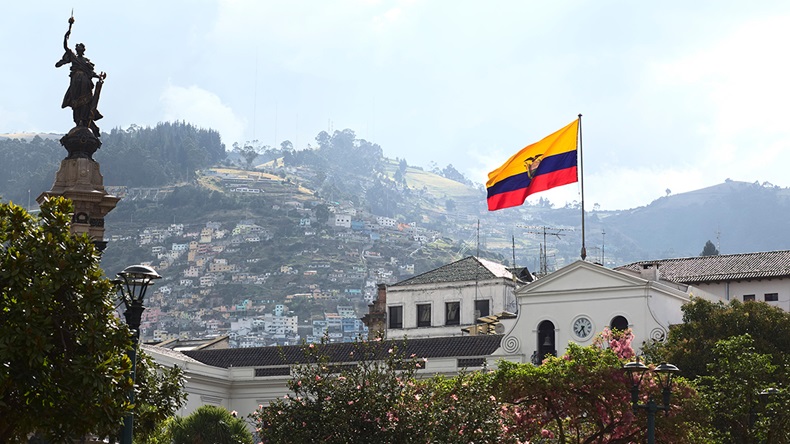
[486,120,579,211]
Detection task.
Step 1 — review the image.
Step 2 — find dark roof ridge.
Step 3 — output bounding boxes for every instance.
[392,256,514,287]
[183,334,503,369]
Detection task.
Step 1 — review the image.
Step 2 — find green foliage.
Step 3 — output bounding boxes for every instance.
[0,123,226,202]
[696,334,789,444]
[420,371,504,443]
[0,197,133,442]
[440,164,473,186]
[133,351,189,443]
[252,338,429,443]
[136,416,175,444]
[170,405,252,444]
[700,239,719,256]
[644,299,790,443]
[492,338,708,443]
[252,333,710,444]
[0,135,62,204]
[643,298,790,380]
[95,122,226,186]
[234,142,260,170]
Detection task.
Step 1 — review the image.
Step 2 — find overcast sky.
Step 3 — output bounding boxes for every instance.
[3,1,790,210]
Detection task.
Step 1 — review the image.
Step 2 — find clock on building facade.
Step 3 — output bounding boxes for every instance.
[572,316,594,340]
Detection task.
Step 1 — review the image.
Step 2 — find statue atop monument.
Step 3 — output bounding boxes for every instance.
[55,13,105,139]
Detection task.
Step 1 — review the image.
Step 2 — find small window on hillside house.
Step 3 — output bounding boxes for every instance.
[445,302,460,326]
[743,294,756,302]
[474,300,490,322]
[389,306,403,329]
[417,304,431,327]
[765,293,779,302]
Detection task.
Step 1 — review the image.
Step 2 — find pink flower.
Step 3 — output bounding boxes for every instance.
[315,375,322,381]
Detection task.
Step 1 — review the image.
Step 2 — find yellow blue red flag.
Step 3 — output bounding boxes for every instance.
[486,119,579,211]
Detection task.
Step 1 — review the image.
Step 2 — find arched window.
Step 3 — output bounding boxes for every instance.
[610,315,629,331]
[535,320,557,364]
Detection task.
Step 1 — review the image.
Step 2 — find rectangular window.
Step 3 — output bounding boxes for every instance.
[743,294,756,302]
[765,293,779,302]
[445,302,460,326]
[417,304,431,327]
[474,299,490,321]
[389,306,403,329]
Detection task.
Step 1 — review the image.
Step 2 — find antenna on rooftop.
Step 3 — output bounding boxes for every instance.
[517,225,574,275]
[716,226,721,253]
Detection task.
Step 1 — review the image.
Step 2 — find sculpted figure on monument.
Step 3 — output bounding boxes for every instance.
[55,15,105,138]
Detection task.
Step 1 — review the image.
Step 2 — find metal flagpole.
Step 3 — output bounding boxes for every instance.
[578,114,587,260]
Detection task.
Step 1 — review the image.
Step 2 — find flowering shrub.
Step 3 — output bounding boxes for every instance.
[250,338,510,444]
[251,338,429,443]
[494,329,707,443]
[251,330,708,443]
[592,327,635,360]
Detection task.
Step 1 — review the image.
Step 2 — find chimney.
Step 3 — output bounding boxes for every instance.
[361,284,388,339]
[640,262,660,281]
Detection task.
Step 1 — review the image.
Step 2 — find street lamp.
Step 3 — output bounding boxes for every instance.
[623,360,680,444]
[113,265,161,444]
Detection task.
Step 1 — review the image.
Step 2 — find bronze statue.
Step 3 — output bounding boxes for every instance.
[55,14,105,138]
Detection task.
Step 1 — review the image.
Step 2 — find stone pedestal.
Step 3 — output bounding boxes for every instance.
[37,131,119,251]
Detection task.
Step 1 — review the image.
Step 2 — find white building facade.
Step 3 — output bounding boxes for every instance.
[499,261,720,363]
[383,257,525,339]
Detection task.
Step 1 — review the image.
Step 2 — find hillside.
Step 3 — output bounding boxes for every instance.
[5,126,790,272]
[7,125,790,344]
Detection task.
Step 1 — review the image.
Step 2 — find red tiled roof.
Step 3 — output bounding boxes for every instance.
[618,250,790,283]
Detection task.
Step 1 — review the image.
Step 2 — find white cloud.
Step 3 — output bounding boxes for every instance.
[160,85,246,146]
[655,15,790,185]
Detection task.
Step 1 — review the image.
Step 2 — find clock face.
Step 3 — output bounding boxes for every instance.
[573,317,593,339]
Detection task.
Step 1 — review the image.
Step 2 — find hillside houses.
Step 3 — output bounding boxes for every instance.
[117,208,433,344]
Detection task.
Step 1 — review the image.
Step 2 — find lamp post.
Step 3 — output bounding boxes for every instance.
[623,360,680,444]
[113,265,161,444]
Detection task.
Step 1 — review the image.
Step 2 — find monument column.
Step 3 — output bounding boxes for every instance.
[37,14,118,251]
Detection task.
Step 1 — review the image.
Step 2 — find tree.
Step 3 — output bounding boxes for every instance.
[699,240,719,256]
[644,299,790,443]
[421,371,505,443]
[695,334,788,444]
[133,351,189,443]
[492,329,708,443]
[0,197,133,442]
[251,339,429,444]
[170,405,252,444]
[643,298,790,380]
[441,164,472,186]
[250,338,507,444]
[234,142,260,170]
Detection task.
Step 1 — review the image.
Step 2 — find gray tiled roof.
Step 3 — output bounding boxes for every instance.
[618,250,790,283]
[183,334,503,369]
[392,256,515,287]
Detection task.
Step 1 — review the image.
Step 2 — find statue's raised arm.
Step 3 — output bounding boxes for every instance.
[54,13,104,138]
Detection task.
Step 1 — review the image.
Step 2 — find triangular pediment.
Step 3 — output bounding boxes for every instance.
[518,260,648,296]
